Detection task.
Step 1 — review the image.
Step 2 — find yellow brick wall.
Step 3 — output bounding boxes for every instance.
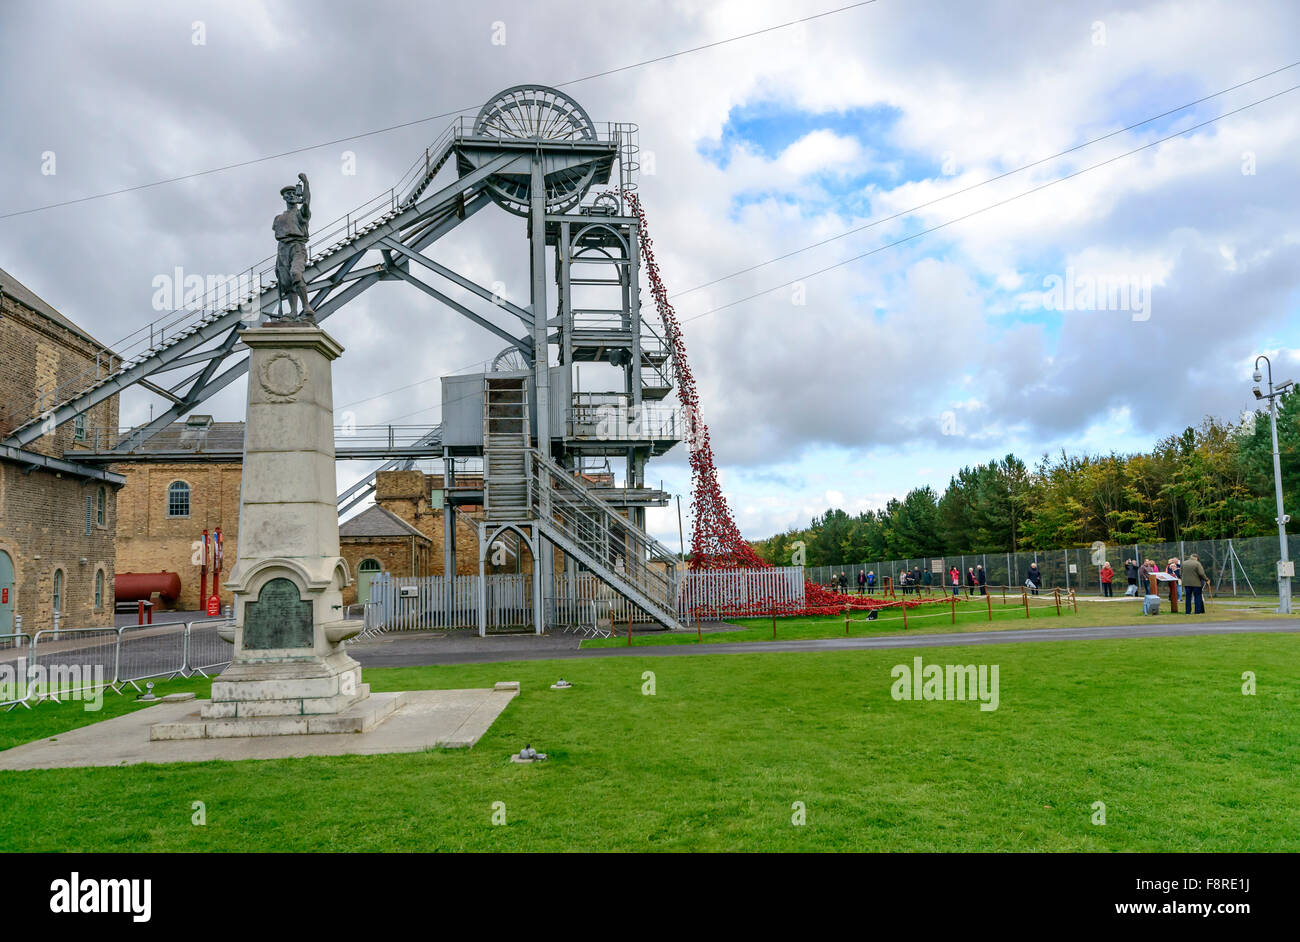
[0,289,120,633]
[114,461,242,610]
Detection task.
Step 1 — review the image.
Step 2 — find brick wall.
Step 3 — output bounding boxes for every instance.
[340,535,431,606]
[0,465,116,631]
[0,289,120,632]
[114,461,242,611]
[0,291,118,450]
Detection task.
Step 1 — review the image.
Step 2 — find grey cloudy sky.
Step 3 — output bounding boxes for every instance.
[2,0,1298,545]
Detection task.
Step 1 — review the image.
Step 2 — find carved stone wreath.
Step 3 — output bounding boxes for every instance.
[258,352,307,401]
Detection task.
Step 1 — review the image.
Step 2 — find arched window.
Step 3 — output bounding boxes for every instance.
[96,486,107,527]
[359,558,382,573]
[94,569,104,609]
[52,569,63,614]
[167,481,191,518]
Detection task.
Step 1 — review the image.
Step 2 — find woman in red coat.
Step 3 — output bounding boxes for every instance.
[949,566,960,597]
[1100,562,1114,597]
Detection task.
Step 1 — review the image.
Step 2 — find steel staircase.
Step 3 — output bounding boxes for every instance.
[530,448,681,630]
[480,375,681,629]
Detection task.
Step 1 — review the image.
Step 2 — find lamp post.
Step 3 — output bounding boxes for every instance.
[1252,355,1294,614]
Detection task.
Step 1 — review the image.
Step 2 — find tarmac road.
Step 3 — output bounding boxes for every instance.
[348,618,1300,668]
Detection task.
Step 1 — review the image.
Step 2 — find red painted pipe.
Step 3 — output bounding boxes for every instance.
[115,571,182,605]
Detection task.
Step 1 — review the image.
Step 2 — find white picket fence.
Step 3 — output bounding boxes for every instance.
[367,573,532,631]
[366,565,806,632]
[680,566,805,617]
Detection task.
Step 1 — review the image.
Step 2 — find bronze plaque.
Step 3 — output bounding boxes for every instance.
[242,578,313,649]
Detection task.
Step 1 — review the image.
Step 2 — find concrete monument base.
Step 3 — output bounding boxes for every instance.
[1,686,520,770]
[151,689,400,741]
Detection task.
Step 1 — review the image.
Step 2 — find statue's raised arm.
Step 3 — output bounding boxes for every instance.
[298,172,311,221]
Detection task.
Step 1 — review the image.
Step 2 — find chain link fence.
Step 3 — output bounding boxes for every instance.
[806,534,1300,597]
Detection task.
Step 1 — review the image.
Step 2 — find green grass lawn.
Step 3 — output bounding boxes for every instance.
[1,633,1296,851]
[582,591,1295,649]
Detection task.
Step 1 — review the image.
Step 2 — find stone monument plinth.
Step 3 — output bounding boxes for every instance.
[152,324,399,740]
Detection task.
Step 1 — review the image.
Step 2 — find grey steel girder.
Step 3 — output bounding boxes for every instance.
[2,152,512,453]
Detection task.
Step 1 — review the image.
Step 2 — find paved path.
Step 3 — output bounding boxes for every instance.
[350,619,1299,668]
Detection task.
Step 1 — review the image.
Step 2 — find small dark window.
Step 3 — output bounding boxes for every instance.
[94,570,104,609]
[73,414,86,442]
[96,486,107,527]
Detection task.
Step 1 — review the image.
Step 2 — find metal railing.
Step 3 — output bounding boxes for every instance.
[530,448,680,624]
[1,620,234,711]
[7,110,641,440]
[566,401,683,442]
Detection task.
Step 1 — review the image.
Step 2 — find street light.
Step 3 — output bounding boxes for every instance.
[1253,355,1293,614]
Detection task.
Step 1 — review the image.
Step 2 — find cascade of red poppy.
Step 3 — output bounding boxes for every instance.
[624,194,959,618]
[622,191,767,571]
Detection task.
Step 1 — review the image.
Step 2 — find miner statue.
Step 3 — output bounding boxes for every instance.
[272,172,315,320]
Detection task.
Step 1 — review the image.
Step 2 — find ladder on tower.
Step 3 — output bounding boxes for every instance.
[482,376,531,523]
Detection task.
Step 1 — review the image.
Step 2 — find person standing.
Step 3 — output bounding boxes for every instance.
[922,568,934,594]
[977,564,987,595]
[1027,563,1042,596]
[1124,558,1139,595]
[1100,562,1114,597]
[950,566,960,596]
[1180,553,1207,614]
[838,572,849,594]
[965,567,976,597]
[867,570,876,595]
[857,569,867,595]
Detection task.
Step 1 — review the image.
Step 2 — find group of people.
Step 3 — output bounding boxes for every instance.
[833,564,1017,597]
[826,555,1209,614]
[1098,555,1209,613]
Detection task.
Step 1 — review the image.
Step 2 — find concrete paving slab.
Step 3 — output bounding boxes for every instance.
[0,687,517,771]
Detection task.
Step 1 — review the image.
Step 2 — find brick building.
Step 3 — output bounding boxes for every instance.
[112,422,483,609]
[113,419,245,611]
[0,267,121,633]
[339,504,433,606]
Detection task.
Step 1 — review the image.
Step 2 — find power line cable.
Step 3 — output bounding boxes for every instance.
[0,1,880,221]
[670,57,1300,298]
[682,81,1300,323]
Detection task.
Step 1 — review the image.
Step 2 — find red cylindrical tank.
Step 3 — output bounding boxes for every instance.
[114,571,182,605]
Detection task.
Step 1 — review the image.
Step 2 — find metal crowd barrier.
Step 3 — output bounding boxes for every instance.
[1,620,234,711]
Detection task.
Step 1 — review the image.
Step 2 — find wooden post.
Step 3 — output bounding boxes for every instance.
[627,609,633,647]
[772,604,777,640]
[1023,588,1030,619]
[986,590,992,622]
[951,595,956,624]
[1002,583,1006,606]
[902,600,908,630]
[1054,587,1061,616]
[1070,588,1077,613]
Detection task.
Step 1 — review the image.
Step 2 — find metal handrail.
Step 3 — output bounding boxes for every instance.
[529,449,678,618]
